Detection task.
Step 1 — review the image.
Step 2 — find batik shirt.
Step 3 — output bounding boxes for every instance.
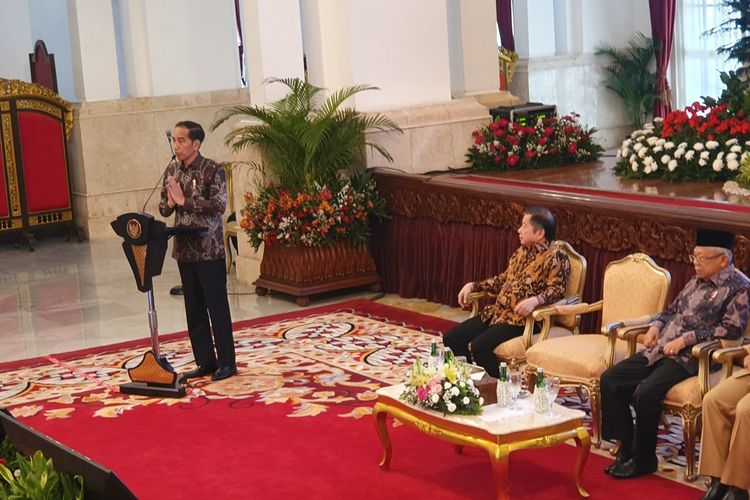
[159,153,227,263]
[474,242,570,327]
[645,265,750,375]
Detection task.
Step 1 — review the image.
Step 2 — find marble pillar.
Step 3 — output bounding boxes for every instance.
[66,0,121,101]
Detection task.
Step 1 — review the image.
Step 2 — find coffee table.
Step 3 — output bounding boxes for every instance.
[372,384,590,499]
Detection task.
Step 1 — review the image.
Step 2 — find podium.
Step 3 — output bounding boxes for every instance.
[111,212,197,398]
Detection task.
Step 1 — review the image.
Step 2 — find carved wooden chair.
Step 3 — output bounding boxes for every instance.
[223,162,240,273]
[524,253,671,446]
[618,279,750,481]
[468,240,587,371]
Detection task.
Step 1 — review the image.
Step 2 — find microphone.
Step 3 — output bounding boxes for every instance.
[141,154,177,213]
[141,131,178,212]
[166,130,174,155]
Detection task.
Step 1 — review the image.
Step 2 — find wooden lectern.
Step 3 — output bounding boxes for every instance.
[111,212,187,398]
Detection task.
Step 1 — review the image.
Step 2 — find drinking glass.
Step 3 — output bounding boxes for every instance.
[508,371,522,409]
[545,376,561,417]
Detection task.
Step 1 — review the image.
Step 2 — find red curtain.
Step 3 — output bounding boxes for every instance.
[649,0,676,118]
[496,0,515,52]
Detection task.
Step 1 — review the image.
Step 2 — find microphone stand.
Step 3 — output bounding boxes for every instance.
[141,131,177,213]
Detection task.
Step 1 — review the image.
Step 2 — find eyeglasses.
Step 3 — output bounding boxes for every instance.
[689,253,723,264]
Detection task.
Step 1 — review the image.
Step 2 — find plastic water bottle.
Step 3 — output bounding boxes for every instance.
[533,367,548,414]
[497,362,509,407]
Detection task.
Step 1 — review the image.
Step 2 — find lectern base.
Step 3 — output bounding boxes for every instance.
[120,381,186,398]
[121,350,186,398]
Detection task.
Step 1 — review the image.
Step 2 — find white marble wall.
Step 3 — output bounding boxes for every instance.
[364,95,517,174]
[68,88,251,241]
[510,54,632,150]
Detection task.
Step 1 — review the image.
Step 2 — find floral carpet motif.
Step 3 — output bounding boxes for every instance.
[0,299,699,489]
[0,301,445,421]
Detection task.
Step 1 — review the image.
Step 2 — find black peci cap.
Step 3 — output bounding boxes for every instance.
[696,229,735,250]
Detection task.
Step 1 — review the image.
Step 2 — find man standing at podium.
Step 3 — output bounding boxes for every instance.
[159,120,237,382]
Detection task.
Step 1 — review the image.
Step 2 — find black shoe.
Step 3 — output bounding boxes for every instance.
[703,477,728,500]
[722,486,750,500]
[170,285,184,296]
[211,366,238,381]
[604,450,632,475]
[180,365,217,380]
[609,457,658,479]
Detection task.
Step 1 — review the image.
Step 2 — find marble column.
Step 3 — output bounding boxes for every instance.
[300,0,453,110]
[446,0,499,98]
[112,0,152,98]
[241,0,305,105]
[66,0,121,101]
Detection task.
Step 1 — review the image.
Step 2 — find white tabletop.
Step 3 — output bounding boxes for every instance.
[377,383,586,436]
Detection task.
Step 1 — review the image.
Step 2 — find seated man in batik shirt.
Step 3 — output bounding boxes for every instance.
[601,229,750,480]
[443,206,570,378]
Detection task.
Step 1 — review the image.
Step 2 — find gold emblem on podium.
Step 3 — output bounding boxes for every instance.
[126,218,142,239]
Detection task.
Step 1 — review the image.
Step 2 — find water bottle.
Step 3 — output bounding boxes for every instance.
[444,346,455,365]
[428,340,438,370]
[497,362,509,407]
[533,367,548,414]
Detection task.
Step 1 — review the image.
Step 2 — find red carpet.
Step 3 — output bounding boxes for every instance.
[0,299,702,499]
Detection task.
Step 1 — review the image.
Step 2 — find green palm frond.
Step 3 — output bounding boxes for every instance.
[211,77,402,192]
[595,32,659,129]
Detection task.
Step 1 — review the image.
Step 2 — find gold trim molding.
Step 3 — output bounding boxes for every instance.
[0,79,73,139]
[16,99,63,120]
[29,211,73,226]
[1,113,21,216]
[0,218,23,231]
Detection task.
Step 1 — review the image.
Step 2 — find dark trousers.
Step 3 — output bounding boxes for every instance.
[178,259,235,369]
[600,352,690,462]
[443,315,523,378]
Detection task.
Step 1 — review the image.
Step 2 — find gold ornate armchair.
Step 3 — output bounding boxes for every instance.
[524,253,671,446]
[468,240,587,371]
[223,162,240,273]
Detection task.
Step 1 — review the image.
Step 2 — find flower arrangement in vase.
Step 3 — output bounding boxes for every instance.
[399,355,483,416]
[466,113,603,171]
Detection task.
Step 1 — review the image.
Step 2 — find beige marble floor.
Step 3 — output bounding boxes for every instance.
[0,237,466,364]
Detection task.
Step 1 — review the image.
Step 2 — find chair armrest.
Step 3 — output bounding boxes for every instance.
[531,299,602,322]
[468,291,496,318]
[601,315,652,356]
[529,299,602,343]
[603,315,652,337]
[691,339,721,396]
[713,344,750,379]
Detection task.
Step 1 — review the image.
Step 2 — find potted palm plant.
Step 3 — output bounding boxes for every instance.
[211,77,401,306]
[595,32,660,130]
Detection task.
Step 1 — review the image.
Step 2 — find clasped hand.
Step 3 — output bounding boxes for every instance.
[642,327,685,356]
[166,176,185,207]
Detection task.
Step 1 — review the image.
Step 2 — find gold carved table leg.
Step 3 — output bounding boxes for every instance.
[573,426,591,497]
[488,444,511,500]
[372,403,392,470]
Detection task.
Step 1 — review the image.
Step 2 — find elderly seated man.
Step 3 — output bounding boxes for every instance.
[699,345,750,500]
[600,229,750,479]
[443,206,570,378]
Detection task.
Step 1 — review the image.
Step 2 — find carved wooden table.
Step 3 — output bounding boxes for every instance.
[372,384,590,500]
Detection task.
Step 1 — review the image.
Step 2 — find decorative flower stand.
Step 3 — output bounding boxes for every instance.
[254,242,382,306]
